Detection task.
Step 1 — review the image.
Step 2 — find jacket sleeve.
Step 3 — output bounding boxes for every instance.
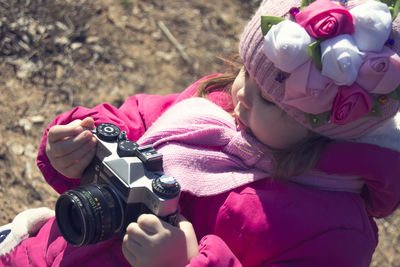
[36,75,218,194]
[187,235,242,266]
[316,142,400,218]
[36,93,185,194]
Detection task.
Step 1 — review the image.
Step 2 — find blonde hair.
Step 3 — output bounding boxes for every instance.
[197,55,332,179]
[269,132,330,179]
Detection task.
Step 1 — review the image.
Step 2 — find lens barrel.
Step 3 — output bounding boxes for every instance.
[55,184,123,247]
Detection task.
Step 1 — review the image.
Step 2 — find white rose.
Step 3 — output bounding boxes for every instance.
[321,34,365,86]
[263,20,314,73]
[350,1,392,52]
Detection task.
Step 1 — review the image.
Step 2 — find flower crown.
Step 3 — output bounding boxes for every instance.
[261,0,400,128]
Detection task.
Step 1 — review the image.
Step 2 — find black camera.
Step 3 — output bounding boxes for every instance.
[55,123,181,247]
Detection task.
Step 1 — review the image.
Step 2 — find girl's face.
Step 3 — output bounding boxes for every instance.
[231,67,309,149]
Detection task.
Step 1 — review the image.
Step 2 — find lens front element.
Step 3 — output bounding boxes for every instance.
[55,184,123,246]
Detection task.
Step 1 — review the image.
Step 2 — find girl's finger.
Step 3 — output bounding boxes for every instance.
[176,214,193,230]
[122,235,138,266]
[137,214,162,235]
[64,146,96,177]
[53,140,96,174]
[176,214,199,259]
[50,130,94,157]
[126,222,150,245]
[52,138,95,167]
[47,121,84,143]
[80,117,95,130]
[123,233,142,254]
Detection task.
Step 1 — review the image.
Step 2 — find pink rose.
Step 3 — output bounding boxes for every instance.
[330,84,373,125]
[296,0,354,39]
[356,47,400,94]
[283,60,338,114]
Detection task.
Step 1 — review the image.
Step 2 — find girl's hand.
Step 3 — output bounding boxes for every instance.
[46,117,97,178]
[122,214,199,267]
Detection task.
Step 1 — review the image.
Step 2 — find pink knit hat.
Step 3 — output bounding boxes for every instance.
[239,0,400,139]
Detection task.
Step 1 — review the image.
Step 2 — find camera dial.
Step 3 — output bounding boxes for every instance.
[117,140,139,157]
[152,174,181,199]
[96,123,120,141]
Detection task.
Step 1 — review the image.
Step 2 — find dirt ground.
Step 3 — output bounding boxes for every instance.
[0,0,398,266]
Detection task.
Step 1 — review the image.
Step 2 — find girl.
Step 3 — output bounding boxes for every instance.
[1,0,400,266]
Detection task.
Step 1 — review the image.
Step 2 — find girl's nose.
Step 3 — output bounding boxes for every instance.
[237,87,252,109]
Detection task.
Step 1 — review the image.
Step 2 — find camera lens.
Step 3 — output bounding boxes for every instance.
[55,184,124,247]
[70,205,83,234]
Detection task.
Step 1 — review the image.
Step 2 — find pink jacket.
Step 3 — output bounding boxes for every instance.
[1,75,400,267]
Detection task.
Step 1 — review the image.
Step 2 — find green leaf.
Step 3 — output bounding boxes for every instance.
[376,0,400,20]
[261,16,285,36]
[391,0,400,21]
[306,111,330,128]
[301,0,316,9]
[367,99,383,117]
[308,41,322,70]
[388,84,400,100]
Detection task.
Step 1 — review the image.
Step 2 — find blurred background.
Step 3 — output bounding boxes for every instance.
[0,0,398,265]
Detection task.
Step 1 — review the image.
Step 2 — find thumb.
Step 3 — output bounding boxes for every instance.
[176,214,198,259]
[176,214,193,232]
[80,117,95,130]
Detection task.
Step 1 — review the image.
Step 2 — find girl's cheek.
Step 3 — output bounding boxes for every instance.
[231,87,240,106]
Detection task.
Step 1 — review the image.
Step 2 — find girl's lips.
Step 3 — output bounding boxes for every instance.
[236,117,249,132]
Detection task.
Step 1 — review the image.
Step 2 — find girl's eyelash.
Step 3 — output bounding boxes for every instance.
[244,68,249,79]
[260,92,274,105]
[243,66,274,106]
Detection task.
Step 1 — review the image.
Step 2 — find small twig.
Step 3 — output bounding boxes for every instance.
[157,20,192,66]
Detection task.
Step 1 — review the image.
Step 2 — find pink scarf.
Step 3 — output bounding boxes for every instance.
[138,98,364,196]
